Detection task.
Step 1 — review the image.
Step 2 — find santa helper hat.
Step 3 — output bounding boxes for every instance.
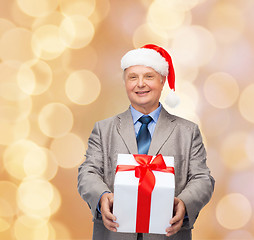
[121,44,180,108]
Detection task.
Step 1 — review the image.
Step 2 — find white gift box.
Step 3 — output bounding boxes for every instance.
[113,154,175,234]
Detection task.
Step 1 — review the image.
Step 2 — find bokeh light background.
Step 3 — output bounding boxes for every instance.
[0,0,254,239]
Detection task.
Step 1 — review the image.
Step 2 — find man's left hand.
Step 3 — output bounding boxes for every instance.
[165,197,186,237]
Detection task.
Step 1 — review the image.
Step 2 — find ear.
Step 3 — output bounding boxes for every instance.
[161,75,166,85]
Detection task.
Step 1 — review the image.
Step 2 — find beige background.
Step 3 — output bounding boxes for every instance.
[0,0,254,239]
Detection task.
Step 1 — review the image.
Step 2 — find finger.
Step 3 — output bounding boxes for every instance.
[102,207,117,222]
[102,212,119,231]
[166,219,182,233]
[101,198,118,231]
[170,211,181,225]
[108,195,114,212]
[102,216,119,232]
[170,198,185,225]
[165,222,182,237]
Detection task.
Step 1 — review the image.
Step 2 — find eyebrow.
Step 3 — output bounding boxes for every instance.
[127,72,138,76]
[144,72,155,75]
[127,72,155,76]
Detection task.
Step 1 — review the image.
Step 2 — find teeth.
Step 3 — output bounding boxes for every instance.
[137,91,148,94]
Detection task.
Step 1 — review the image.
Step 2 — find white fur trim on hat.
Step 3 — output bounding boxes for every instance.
[121,48,169,76]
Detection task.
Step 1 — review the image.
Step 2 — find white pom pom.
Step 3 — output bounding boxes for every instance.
[165,90,180,108]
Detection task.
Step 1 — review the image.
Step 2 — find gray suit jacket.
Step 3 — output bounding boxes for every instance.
[78,106,215,240]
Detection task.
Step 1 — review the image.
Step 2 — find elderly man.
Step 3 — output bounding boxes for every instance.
[78,44,215,240]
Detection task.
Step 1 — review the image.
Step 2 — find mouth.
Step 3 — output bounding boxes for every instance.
[136,90,150,96]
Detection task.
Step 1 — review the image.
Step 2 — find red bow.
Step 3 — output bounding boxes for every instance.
[115,154,174,233]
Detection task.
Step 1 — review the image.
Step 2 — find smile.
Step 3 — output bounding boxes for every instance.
[136,91,150,95]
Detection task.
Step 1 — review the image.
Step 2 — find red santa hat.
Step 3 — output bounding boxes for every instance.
[121,44,180,108]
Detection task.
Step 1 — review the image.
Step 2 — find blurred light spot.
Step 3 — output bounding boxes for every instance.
[32,12,64,30]
[221,131,251,171]
[0,119,30,145]
[206,38,252,82]
[208,3,245,43]
[0,95,32,122]
[216,193,252,229]
[246,131,254,163]
[65,70,101,105]
[47,222,56,240]
[3,139,39,180]
[32,25,66,60]
[19,205,51,220]
[0,181,18,217]
[49,185,61,216]
[61,46,98,72]
[16,184,60,219]
[224,230,254,240]
[17,178,54,211]
[9,1,35,29]
[17,64,35,95]
[50,133,85,168]
[17,60,52,95]
[0,18,15,38]
[201,108,230,137]
[206,147,225,183]
[172,25,216,67]
[40,148,58,181]
[16,0,58,18]
[0,61,29,101]
[147,0,205,12]
[59,0,96,17]
[23,147,48,177]
[147,0,186,32]
[132,24,168,49]
[38,103,73,138]
[89,0,110,26]
[175,0,207,11]
[48,221,71,240]
[238,84,254,123]
[0,198,13,219]
[204,72,239,109]
[0,28,35,62]
[59,16,94,49]
[228,171,254,205]
[179,82,199,107]
[14,215,49,240]
[0,217,10,232]
[174,63,199,83]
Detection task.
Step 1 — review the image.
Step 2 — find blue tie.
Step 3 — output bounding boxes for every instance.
[136,116,152,239]
[136,116,152,154]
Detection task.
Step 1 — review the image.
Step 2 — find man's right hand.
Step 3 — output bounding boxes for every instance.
[100,192,119,232]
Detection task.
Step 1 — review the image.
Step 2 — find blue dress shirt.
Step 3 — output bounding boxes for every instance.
[130,104,162,138]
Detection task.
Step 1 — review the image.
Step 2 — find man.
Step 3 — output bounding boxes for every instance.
[78,44,215,240]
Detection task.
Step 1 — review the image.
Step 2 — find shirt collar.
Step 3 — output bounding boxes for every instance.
[130,103,162,124]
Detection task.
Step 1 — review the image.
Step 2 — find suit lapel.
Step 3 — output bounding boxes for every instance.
[148,107,177,155]
[116,106,176,155]
[117,108,138,154]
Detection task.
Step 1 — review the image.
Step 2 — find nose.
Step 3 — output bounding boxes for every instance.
[137,77,145,87]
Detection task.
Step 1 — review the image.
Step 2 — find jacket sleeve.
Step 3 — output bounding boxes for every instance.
[177,124,215,228]
[77,122,111,219]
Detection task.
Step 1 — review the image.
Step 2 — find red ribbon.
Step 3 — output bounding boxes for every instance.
[115,154,175,233]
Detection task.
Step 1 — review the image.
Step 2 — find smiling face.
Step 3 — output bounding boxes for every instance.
[124,65,166,114]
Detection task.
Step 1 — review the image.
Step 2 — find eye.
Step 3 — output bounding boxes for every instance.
[128,75,138,80]
[146,75,154,79]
